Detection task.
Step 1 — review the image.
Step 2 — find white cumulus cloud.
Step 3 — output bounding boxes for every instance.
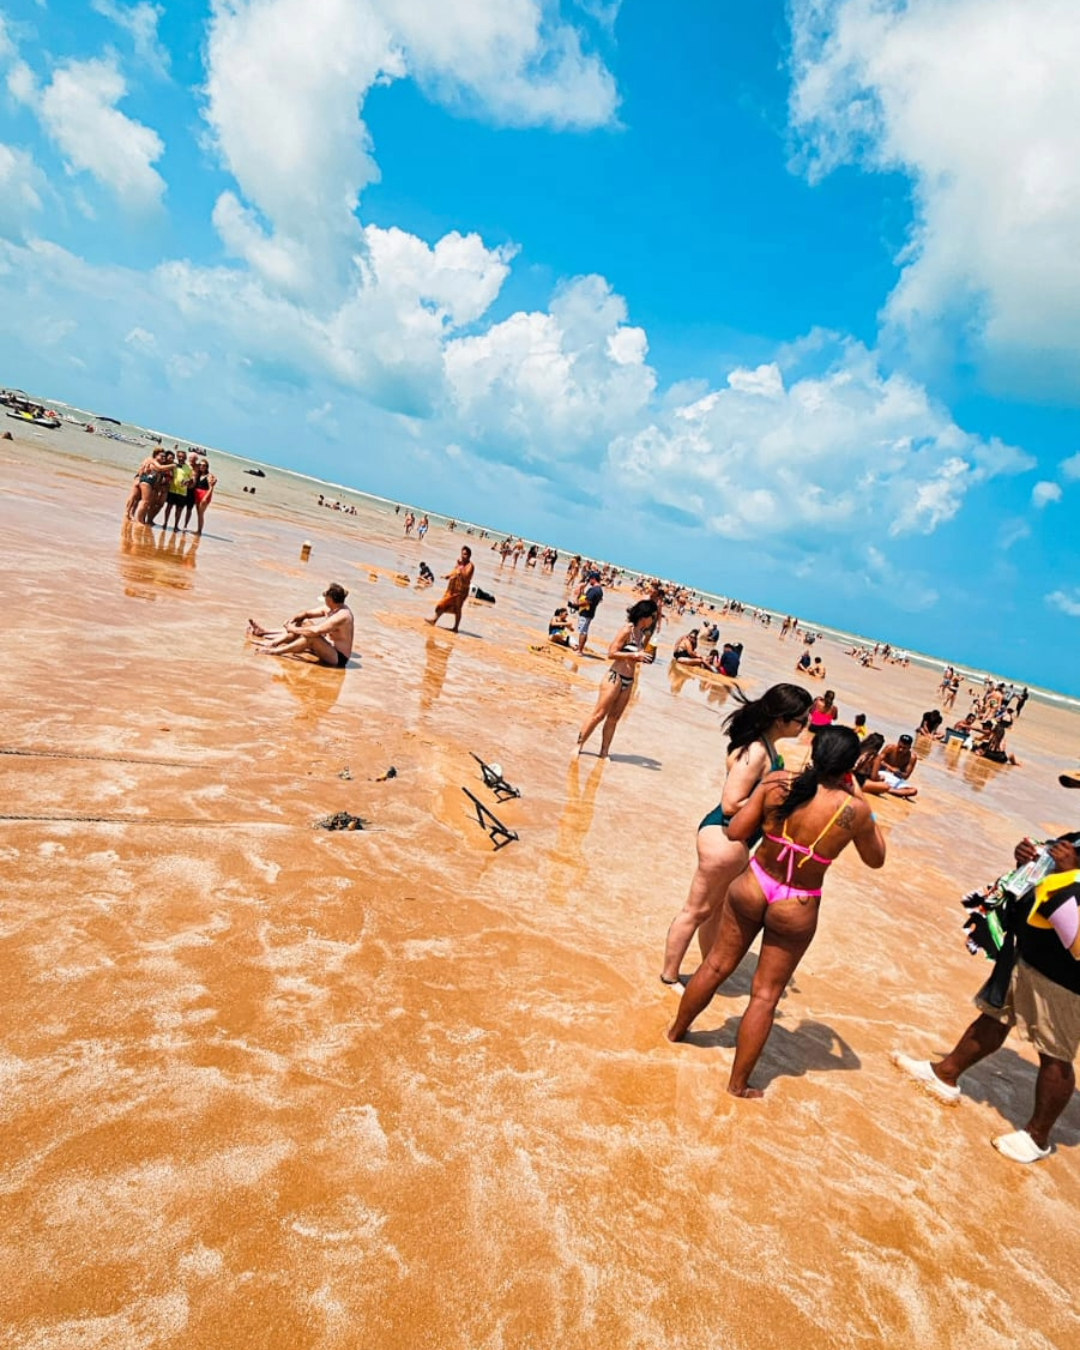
[376,0,619,129]
[608,338,1033,541]
[1047,589,1080,618]
[202,0,617,303]
[1060,451,1080,481]
[0,141,45,237]
[33,56,165,209]
[789,0,1080,397]
[92,1,170,76]
[1031,480,1062,508]
[445,274,655,462]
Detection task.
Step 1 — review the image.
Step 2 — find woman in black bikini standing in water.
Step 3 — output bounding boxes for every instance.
[667,726,885,1097]
[576,599,658,758]
[661,684,814,987]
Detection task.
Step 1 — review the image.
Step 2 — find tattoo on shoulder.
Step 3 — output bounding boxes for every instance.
[838,804,856,831]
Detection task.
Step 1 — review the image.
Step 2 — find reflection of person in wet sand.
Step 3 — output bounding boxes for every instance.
[420,631,453,711]
[247,584,354,667]
[576,599,658,758]
[668,727,885,1097]
[427,547,474,633]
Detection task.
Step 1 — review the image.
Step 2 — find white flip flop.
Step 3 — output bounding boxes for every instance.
[890,1050,962,1104]
[992,1130,1051,1163]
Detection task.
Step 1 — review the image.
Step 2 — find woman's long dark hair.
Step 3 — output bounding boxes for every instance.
[854,732,885,777]
[626,598,659,625]
[724,683,813,751]
[774,725,861,821]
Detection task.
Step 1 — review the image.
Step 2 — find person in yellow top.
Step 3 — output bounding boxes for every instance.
[162,449,195,532]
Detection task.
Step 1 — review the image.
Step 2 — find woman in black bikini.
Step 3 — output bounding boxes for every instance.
[661,683,814,987]
[576,600,658,758]
[126,448,169,522]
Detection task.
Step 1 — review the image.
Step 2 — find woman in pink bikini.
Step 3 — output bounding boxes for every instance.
[667,725,885,1097]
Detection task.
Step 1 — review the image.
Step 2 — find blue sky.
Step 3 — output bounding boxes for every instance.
[1,0,1078,692]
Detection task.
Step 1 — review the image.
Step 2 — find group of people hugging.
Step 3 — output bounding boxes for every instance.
[126,444,216,535]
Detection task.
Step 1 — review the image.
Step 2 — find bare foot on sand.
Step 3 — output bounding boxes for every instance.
[727,1085,764,1099]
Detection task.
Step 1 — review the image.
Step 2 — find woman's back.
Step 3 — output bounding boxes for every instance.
[728,728,885,891]
[756,782,857,890]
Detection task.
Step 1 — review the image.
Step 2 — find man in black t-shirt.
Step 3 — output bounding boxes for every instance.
[574,571,604,653]
[892,822,1080,1163]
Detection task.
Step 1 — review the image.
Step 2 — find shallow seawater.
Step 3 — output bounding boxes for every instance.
[1,436,1079,1350]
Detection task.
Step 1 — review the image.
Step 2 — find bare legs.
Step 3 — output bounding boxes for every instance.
[929,1014,1075,1150]
[427,603,463,633]
[668,873,818,1098]
[134,482,154,523]
[661,826,749,981]
[253,631,342,665]
[577,675,632,757]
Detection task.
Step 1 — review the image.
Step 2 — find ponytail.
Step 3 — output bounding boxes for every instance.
[773,725,861,822]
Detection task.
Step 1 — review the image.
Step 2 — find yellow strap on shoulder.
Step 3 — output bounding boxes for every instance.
[1028,868,1080,929]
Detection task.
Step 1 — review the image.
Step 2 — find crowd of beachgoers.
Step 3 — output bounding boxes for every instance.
[110,463,1080,1161]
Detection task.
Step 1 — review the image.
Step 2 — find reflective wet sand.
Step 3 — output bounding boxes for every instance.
[2,437,1079,1349]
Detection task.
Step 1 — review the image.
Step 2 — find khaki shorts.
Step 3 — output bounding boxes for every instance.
[976,959,1080,1063]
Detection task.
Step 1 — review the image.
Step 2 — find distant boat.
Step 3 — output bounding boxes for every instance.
[96,415,122,426]
[7,409,61,429]
[244,468,266,477]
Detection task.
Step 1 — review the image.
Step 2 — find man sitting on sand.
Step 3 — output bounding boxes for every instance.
[719,642,743,677]
[247,584,354,667]
[877,734,918,795]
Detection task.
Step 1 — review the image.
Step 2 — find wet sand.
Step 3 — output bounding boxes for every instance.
[2,435,1080,1349]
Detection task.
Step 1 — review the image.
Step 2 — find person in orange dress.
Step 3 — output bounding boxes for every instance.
[427,546,475,633]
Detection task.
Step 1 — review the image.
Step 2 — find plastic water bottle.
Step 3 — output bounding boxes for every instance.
[1002,849,1056,898]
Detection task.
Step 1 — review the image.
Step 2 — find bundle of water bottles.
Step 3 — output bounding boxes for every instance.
[961,848,1057,959]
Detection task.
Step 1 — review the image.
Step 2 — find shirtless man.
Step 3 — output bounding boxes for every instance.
[877,734,918,794]
[247,584,355,667]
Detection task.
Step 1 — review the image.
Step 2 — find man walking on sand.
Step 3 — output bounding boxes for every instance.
[574,570,604,653]
[247,584,355,667]
[893,791,1080,1163]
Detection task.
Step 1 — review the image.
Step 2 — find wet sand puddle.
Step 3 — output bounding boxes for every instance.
[1,442,1079,1349]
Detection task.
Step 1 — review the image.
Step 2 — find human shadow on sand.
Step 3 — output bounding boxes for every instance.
[930,1045,1080,1148]
[680,1016,861,1088]
[605,753,662,769]
[670,950,759,1000]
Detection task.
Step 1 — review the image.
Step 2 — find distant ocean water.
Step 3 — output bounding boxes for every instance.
[37,393,1080,713]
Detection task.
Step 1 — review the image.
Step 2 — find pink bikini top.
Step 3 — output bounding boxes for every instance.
[764,800,847,884]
